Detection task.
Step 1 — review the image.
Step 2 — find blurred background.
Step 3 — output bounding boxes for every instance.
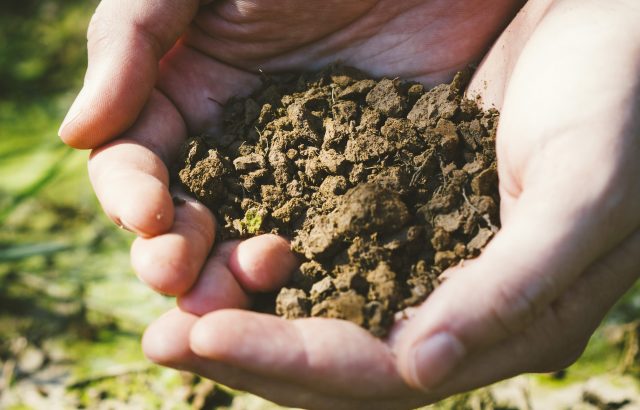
[0,1,638,409]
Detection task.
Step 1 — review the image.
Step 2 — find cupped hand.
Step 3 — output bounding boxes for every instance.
[61,0,640,408]
[64,0,521,296]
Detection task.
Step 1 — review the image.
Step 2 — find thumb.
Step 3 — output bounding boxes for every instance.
[59,0,201,149]
[395,187,633,391]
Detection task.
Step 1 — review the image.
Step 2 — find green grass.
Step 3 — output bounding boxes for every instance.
[0,148,73,225]
[0,242,74,262]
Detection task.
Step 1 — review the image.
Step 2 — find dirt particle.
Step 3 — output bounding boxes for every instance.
[311,290,366,326]
[276,288,310,319]
[366,78,408,118]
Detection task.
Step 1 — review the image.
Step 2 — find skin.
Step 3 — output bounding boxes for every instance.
[60,0,640,408]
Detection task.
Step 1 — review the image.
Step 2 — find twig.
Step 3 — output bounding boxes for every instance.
[410,158,431,187]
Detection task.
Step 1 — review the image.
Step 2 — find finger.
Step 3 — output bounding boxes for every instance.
[177,241,251,315]
[59,0,200,148]
[89,90,186,237]
[228,234,299,292]
[145,309,426,410]
[143,308,200,370]
[177,234,298,315]
[431,227,640,397]
[89,141,173,236]
[131,194,215,296]
[189,310,416,399]
[466,0,553,110]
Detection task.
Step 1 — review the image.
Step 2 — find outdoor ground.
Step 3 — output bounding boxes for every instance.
[1,1,639,409]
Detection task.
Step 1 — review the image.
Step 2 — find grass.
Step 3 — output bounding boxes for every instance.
[0,242,74,262]
[0,148,73,225]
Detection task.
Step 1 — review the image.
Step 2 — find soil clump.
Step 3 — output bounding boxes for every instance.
[177,65,500,337]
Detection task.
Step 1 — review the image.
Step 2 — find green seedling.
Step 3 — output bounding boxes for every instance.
[242,207,267,235]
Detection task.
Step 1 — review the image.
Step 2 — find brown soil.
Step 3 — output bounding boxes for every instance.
[177,65,500,337]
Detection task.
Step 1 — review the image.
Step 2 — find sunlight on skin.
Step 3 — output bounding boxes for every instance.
[60,0,640,408]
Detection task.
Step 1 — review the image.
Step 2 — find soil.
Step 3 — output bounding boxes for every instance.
[177,65,500,337]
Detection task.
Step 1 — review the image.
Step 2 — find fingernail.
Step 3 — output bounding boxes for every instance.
[409,332,466,391]
[58,88,85,138]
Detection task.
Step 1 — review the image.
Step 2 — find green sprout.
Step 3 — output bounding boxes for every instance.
[242,207,267,235]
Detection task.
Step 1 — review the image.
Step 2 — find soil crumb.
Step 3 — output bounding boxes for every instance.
[178,65,500,337]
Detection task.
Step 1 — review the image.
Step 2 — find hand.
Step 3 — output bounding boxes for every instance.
[61,0,640,409]
[62,0,521,292]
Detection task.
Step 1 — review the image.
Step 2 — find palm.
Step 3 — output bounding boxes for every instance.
[156,0,522,137]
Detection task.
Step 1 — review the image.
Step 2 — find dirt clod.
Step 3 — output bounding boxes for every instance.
[178,65,500,337]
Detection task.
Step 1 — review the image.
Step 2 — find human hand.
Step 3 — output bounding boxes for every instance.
[62,0,640,408]
[61,0,521,295]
